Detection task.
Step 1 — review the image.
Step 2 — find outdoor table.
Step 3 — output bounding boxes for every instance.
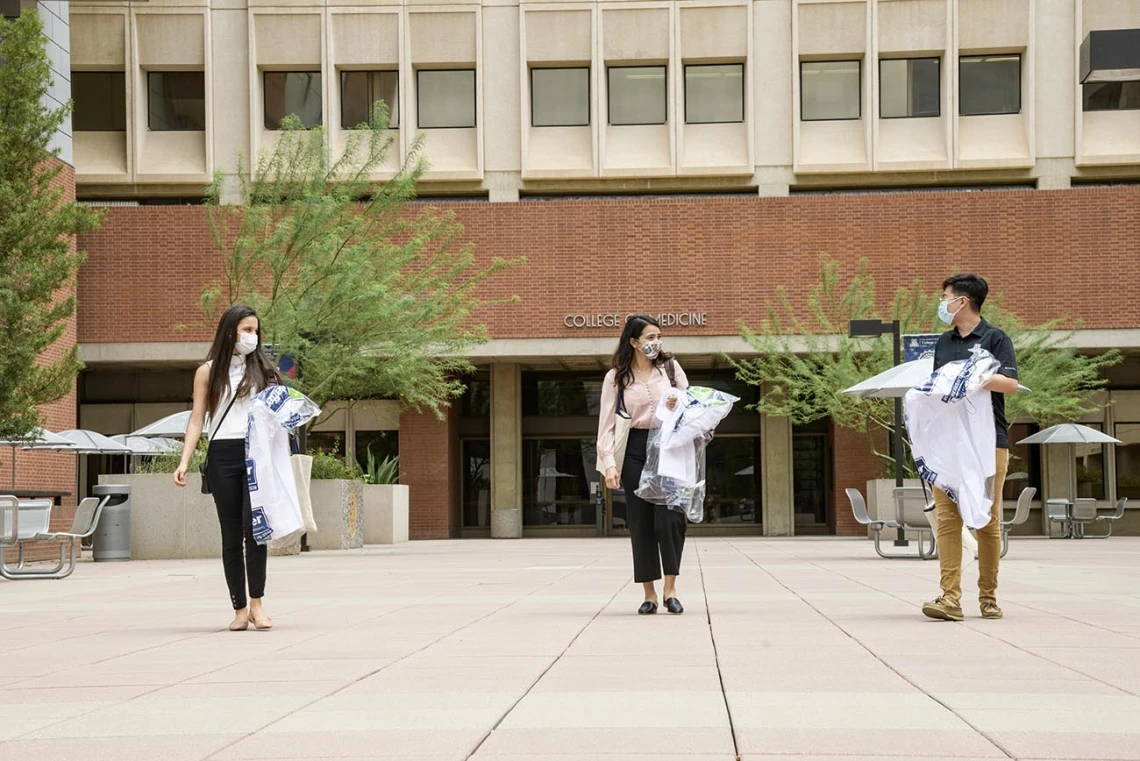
[6,489,70,506]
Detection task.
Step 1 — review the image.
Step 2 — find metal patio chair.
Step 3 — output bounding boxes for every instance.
[1084,498,1128,538]
[1070,498,1099,539]
[1046,498,1073,538]
[1,496,106,580]
[893,487,938,560]
[1000,487,1036,558]
[845,487,919,559]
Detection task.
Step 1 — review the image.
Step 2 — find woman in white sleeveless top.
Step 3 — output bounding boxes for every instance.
[174,305,282,631]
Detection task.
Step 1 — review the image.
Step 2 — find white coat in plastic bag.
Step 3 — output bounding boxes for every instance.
[635,386,740,523]
[904,346,999,530]
[246,385,322,547]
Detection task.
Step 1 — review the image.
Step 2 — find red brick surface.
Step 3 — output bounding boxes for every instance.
[68,187,1140,539]
[3,160,79,564]
[76,187,1140,345]
[398,405,459,539]
[832,425,890,537]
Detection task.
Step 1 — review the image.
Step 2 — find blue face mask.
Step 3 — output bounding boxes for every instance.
[938,297,963,326]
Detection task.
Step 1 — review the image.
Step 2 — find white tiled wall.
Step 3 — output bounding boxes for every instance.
[37,0,71,166]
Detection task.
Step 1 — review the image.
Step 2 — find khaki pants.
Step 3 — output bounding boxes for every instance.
[932,449,1009,607]
[924,509,978,565]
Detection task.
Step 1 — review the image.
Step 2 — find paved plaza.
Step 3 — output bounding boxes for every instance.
[2,537,1139,761]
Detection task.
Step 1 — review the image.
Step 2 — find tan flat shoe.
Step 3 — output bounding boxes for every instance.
[228,612,250,632]
[250,612,273,630]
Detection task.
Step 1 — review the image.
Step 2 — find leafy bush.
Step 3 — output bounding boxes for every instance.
[310,450,364,481]
[137,440,206,474]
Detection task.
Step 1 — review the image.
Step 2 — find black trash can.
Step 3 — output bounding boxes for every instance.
[92,484,132,562]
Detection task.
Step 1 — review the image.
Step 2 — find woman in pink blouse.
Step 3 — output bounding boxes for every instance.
[598,315,689,615]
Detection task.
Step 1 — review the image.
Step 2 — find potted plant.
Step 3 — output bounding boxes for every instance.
[361,448,408,545]
[306,450,365,551]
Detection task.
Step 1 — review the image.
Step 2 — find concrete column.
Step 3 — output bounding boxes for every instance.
[490,362,523,538]
[1041,445,1073,536]
[760,411,795,536]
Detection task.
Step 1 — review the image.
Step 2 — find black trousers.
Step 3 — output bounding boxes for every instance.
[622,428,686,584]
[207,439,267,610]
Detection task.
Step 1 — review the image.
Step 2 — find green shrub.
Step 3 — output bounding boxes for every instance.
[137,440,206,474]
[310,450,364,481]
[363,447,400,485]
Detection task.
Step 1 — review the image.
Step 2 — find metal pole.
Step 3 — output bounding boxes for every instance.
[892,320,908,547]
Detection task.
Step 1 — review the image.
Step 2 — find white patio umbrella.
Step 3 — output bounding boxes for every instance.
[0,428,79,487]
[844,357,1030,399]
[111,435,178,455]
[1017,424,1122,505]
[129,410,191,438]
[24,429,131,502]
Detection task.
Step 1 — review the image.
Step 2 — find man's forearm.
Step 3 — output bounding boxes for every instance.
[984,374,1019,394]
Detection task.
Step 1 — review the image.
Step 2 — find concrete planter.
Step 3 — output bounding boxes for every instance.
[307,479,364,550]
[98,473,221,560]
[363,484,409,545]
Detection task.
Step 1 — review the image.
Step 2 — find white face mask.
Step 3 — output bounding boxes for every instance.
[639,340,662,360]
[236,332,259,356]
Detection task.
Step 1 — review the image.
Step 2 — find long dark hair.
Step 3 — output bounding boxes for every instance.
[611,314,674,392]
[205,305,282,417]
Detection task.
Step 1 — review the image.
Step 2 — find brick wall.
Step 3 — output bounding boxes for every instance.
[77,187,1140,345]
[398,405,459,539]
[3,160,79,564]
[832,425,889,537]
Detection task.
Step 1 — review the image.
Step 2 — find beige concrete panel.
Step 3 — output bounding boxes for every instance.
[679,122,751,175]
[797,1,866,56]
[136,13,205,67]
[418,128,481,177]
[1036,0,1073,160]
[524,8,591,63]
[331,12,399,66]
[135,402,192,428]
[1082,0,1140,31]
[602,7,670,62]
[211,9,249,177]
[79,404,133,436]
[796,119,869,172]
[877,0,945,54]
[254,13,321,67]
[1078,109,1140,166]
[680,4,747,61]
[351,401,401,431]
[1114,391,1140,422]
[876,116,949,169]
[312,404,348,432]
[138,132,208,178]
[753,0,792,166]
[524,126,594,176]
[602,124,672,175]
[483,5,521,172]
[958,0,1029,52]
[74,132,129,179]
[71,12,127,67]
[409,10,477,65]
[958,113,1032,167]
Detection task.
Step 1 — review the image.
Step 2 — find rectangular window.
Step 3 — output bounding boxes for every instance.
[417,69,476,129]
[800,60,861,121]
[463,439,491,528]
[1114,422,1140,500]
[263,71,323,130]
[531,67,589,127]
[523,438,598,527]
[608,66,666,126]
[880,57,940,118]
[685,63,744,124]
[72,72,127,131]
[147,72,205,131]
[959,54,1021,116]
[1083,80,1140,112]
[340,70,399,129]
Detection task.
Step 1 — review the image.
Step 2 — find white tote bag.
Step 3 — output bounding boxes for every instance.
[291,453,318,532]
[596,390,631,476]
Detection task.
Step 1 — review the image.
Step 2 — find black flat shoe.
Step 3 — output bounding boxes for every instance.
[664,597,684,615]
[638,601,658,615]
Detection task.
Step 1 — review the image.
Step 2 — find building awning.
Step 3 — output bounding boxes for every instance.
[1080,29,1140,84]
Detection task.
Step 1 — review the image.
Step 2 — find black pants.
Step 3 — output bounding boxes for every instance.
[207,439,266,610]
[623,428,686,584]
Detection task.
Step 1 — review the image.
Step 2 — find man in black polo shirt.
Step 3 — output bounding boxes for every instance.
[922,274,1020,622]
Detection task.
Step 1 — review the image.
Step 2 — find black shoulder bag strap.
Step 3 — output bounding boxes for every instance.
[664,359,678,388]
[199,393,239,495]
